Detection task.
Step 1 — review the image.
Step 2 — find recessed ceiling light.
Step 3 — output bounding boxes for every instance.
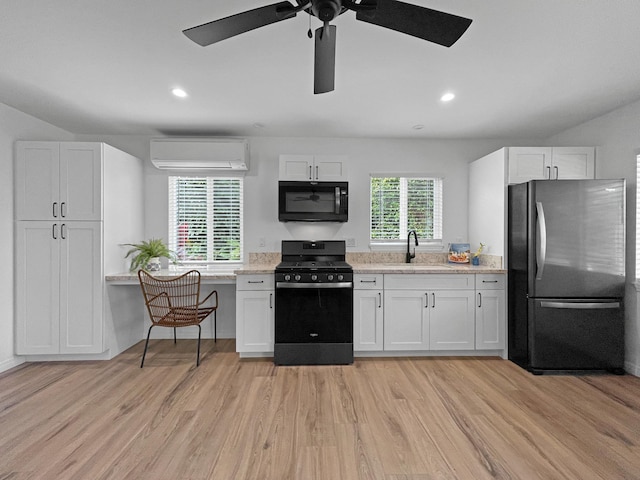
[412,124,425,130]
[441,92,455,102]
[172,87,188,98]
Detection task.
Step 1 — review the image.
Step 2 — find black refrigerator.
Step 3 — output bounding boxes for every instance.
[508,179,625,374]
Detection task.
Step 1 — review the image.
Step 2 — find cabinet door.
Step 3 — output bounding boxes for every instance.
[383,290,429,350]
[279,155,314,181]
[354,290,384,351]
[60,143,103,220]
[236,291,274,352]
[429,290,475,350]
[59,222,103,353]
[15,142,60,220]
[552,147,595,180]
[314,155,347,181]
[475,289,506,350]
[507,147,553,184]
[15,221,60,354]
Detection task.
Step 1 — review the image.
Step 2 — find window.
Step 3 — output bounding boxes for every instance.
[370,175,443,244]
[168,176,243,264]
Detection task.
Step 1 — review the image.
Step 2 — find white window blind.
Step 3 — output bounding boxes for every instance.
[168,176,243,264]
[370,175,443,243]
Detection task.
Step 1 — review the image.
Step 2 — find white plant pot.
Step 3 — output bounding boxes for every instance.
[147,257,161,271]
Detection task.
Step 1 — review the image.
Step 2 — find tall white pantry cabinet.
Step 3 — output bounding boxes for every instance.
[15,141,143,356]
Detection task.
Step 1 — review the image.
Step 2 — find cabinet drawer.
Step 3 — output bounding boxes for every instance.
[384,274,474,290]
[236,274,274,291]
[475,274,505,290]
[354,274,384,290]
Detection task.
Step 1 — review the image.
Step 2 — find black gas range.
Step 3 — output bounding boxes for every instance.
[274,240,354,365]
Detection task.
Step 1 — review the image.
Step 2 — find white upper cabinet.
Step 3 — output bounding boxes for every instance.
[279,154,348,181]
[16,142,102,220]
[507,147,595,184]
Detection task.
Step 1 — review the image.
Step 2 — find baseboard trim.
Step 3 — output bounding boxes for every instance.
[625,360,640,377]
[0,356,26,374]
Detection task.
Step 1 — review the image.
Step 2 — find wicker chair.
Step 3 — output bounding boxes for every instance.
[138,269,218,367]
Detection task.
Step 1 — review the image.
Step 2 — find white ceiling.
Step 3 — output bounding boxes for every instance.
[1,0,640,139]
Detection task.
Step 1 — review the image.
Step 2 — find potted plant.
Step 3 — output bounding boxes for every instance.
[125,238,176,272]
[472,242,485,266]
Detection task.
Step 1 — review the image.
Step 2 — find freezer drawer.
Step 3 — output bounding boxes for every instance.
[528,298,624,372]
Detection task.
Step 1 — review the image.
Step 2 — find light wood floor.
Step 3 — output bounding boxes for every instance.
[1,340,640,480]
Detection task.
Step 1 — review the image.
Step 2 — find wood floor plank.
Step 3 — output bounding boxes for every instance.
[2,342,640,479]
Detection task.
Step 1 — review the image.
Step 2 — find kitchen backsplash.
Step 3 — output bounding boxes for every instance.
[249,252,502,268]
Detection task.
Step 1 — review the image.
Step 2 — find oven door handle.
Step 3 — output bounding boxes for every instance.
[276,282,353,289]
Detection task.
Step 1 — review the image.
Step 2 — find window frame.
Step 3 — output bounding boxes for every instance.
[168,175,244,266]
[369,173,444,250]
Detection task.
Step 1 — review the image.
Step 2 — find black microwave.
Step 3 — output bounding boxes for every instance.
[278,181,348,222]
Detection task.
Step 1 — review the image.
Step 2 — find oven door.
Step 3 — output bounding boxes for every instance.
[278,181,348,222]
[275,283,353,344]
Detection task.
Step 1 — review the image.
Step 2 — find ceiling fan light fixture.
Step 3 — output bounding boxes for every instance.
[172,87,188,98]
[441,92,455,102]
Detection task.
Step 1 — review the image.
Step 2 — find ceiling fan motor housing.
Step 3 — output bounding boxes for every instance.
[312,0,342,22]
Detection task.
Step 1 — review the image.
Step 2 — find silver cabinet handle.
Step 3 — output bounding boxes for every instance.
[432,292,436,308]
[60,202,66,218]
[554,165,559,180]
[315,165,319,180]
[546,166,551,179]
[61,223,66,240]
[425,292,429,308]
[248,280,264,284]
[269,293,273,309]
[378,292,382,308]
[536,201,547,280]
[53,202,58,218]
[52,223,57,239]
[478,292,482,308]
[360,279,377,284]
[309,165,312,180]
[482,280,498,283]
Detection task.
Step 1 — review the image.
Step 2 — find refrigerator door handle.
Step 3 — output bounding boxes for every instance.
[540,301,621,309]
[535,201,547,280]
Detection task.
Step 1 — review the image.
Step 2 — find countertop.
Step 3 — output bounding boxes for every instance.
[106,263,504,283]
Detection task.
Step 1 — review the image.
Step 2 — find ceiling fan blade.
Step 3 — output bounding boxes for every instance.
[355,0,472,47]
[183,1,298,46]
[314,25,337,94]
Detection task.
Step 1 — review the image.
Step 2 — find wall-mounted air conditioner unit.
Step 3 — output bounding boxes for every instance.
[150,138,249,171]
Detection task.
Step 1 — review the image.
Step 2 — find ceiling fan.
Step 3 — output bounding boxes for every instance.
[183,0,472,94]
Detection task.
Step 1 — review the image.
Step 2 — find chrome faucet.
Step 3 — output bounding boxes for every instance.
[406,230,418,263]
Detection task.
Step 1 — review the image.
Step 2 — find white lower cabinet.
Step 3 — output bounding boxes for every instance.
[16,221,103,354]
[383,274,476,351]
[353,274,384,351]
[236,274,274,353]
[429,290,476,350]
[475,274,506,350]
[383,290,429,350]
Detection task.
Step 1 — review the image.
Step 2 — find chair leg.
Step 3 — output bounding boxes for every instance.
[196,324,202,367]
[213,311,217,343]
[141,325,154,368]
[173,327,177,344]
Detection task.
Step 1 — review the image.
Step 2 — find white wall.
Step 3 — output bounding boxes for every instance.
[81,135,532,253]
[0,103,74,372]
[545,98,640,375]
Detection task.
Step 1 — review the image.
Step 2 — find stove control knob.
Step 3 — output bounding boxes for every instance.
[284,274,291,281]
[294,274,301,282]
[311,274,318,281]
[337,274,344,281]
[327,274,334,281]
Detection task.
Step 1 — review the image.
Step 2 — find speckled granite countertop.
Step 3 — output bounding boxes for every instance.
[350,263,506,274]
[106,262,505,282]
